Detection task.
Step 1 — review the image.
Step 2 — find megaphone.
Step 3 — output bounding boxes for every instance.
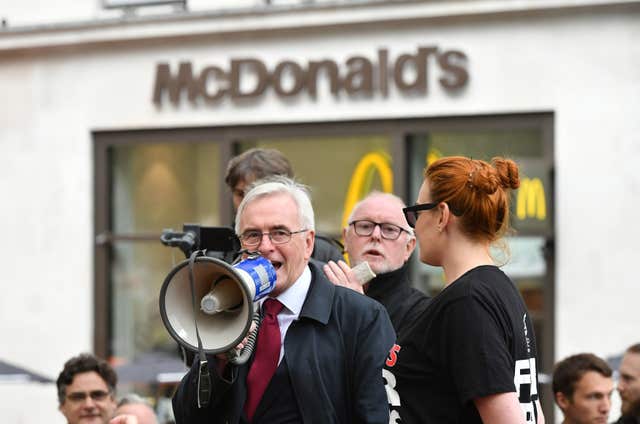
[159,254,277,357]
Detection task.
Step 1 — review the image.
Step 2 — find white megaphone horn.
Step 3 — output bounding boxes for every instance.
[159,254,277,362]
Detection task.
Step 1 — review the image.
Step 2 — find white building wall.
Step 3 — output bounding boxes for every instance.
[0,0,261,26]
[1,1,639,422]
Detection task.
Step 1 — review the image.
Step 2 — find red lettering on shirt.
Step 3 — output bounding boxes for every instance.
[386,344,401,367]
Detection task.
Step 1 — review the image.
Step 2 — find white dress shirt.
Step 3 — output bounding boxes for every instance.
[258,265,311,364]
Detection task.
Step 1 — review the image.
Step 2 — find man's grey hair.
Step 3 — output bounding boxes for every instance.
[117,393,151,408]
[235,175,315,234]
[347,191,415,237]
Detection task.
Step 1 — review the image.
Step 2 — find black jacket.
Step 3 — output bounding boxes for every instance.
[365,263,431,338]
[311,235,343,264]
[172,261,396,424]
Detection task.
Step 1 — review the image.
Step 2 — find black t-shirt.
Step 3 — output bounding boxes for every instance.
[383,265,541,424]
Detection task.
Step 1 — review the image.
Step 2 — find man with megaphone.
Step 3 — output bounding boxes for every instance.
[171,176,395,424]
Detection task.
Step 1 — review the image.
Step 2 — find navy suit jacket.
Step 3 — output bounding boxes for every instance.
[172,261,396,424]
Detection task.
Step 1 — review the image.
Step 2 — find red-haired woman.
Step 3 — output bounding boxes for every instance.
[387,156,544,423]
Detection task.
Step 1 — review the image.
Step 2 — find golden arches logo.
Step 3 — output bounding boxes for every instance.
[426,148,443,167]
[341,152,393,229]
[516,178,546,221]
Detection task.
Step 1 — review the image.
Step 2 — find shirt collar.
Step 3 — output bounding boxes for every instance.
[263,265,311,317]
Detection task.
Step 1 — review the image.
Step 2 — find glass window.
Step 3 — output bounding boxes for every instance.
[408,129,551,235]
[110,142,222,361]
[238,135,393,238]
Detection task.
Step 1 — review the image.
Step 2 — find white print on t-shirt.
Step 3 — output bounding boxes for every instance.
[383,344,402,424]
[516,313,538,423]
[514,357,538,423]
[523,313,532,355]
[383,369,402,424]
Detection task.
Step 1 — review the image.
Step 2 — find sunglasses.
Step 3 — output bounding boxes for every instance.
[66,390,111,403]
[402,202,439,228]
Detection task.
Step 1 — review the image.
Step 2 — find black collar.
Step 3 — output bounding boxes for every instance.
[365,263,411,302]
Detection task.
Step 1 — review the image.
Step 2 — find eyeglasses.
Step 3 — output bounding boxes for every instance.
[402,202,439,228]
[239,228,308,247]
[66,390,111,403]
[349,220,411,240]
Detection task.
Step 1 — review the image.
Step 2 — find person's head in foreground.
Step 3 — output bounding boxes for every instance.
[618,343,640,419]
[113,393,158,424]
[235,175,315,296]
[405,156,519,269]
[57,353,117,424]
[344,191,415,275]
[552,353,613,424]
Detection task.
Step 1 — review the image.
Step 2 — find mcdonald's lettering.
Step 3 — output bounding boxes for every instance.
[153,46,469,106]
[517,178,546,221]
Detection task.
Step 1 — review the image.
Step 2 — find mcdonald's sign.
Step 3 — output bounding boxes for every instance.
[516,178,546,221]
[341,152,393,229]
[426,148,443,167]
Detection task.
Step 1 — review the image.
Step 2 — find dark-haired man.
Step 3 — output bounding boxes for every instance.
[57,353,118,424]
[552,353,613,424]
[616,344,640,424]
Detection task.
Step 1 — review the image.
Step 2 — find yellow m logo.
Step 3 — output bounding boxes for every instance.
[341,152,393,229]
[516,178,546,221]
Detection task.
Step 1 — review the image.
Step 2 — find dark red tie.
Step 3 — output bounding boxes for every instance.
[244,298,284,421]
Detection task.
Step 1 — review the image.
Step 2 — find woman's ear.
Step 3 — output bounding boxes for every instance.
[437,202,451,232]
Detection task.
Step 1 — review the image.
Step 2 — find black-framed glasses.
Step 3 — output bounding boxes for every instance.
[239,228,308,247]
[66,390,111,403]
[349,220,411,241]
[402,202,439,228]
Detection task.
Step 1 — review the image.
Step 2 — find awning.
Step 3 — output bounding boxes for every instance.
[114,351,187,384]
[0,359,53,383]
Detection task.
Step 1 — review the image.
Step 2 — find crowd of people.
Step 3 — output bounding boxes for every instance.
[55,149,639,424]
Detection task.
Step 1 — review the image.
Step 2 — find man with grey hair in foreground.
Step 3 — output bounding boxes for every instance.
[172,176,395,424]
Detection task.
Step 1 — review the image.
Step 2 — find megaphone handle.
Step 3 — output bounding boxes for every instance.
[187,250,211,408]
[197,360,211,409]
[228,310,262,365]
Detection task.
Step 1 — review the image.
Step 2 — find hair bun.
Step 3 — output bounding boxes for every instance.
[492,157,520,190]
[471,165,498,195]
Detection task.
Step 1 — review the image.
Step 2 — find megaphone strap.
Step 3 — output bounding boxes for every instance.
[187,250,211,408]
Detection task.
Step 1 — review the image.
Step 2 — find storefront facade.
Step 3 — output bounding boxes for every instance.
[2,1,639,422]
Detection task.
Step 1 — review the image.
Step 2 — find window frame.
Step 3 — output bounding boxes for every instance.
[93,113,554,413]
